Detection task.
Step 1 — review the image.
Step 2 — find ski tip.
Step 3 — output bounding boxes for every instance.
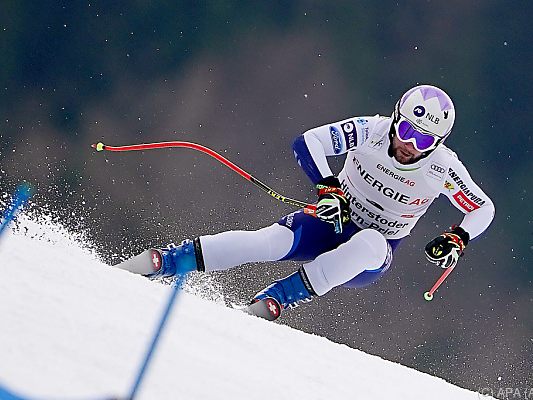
[91,142,106,152]
[238,298,282,321]
[424,291,433,301]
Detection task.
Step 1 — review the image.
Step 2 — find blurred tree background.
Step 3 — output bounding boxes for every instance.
[0,1,531,396]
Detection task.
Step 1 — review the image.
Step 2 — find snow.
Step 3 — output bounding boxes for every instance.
[0,217,490,400]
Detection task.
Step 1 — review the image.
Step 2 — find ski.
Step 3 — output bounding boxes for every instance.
[232,298,282,321]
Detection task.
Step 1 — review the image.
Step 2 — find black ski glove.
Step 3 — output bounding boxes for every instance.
[425,226,470,269]
[315,176,351,234]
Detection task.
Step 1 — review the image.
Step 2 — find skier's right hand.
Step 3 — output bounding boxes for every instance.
[315,176,351,234]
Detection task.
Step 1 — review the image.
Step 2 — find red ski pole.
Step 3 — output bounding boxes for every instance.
[423,260,458,301]
[91,141,317,216]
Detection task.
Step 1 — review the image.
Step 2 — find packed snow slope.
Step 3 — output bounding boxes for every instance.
[0,217,489,400]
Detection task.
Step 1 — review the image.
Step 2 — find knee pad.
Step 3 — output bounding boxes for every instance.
[354,229,389,270]
[343,230,392,288]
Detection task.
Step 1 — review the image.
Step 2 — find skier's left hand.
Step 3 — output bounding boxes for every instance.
[425,226,469,268]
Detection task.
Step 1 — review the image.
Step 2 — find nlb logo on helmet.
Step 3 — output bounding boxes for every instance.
[413,105,425,117]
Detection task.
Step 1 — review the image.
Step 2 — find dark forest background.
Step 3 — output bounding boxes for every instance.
[0,2,531,397]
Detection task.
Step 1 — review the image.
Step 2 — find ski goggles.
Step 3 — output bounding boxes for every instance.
[394,118,440,152]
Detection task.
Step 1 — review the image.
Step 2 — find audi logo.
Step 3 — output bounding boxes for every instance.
[431,164,445,174]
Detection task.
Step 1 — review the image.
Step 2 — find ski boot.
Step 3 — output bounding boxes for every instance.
[116,239,204,277]
[244,267,316,321]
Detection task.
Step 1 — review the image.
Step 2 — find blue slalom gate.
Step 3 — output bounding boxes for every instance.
[0,183,32,238]
[126,275,186,400]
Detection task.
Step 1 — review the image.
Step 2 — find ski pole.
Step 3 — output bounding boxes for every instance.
[423,260,458,301]
[91,141,317,216]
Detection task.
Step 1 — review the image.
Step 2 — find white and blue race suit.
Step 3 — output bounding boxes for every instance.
[198,115,495,295]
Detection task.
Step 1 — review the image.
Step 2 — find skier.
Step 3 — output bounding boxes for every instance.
[117,84,495,321]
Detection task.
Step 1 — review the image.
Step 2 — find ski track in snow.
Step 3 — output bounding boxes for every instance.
[0,217,492,400]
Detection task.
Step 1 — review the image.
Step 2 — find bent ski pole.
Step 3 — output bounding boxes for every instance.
[423,260,458,301]
[91,141,317,216]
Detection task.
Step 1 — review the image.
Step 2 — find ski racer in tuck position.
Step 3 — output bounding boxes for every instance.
[117,84,495,321]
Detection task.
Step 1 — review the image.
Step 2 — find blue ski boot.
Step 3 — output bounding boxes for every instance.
[116,238,205,277]
[245,267,316,321]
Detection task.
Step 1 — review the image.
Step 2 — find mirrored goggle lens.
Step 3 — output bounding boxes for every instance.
[396,120,437,151]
